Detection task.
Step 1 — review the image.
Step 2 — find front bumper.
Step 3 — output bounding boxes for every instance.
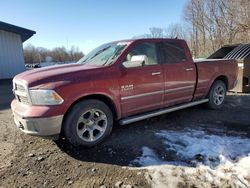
[11,99,64,138]
[13,112,63,137]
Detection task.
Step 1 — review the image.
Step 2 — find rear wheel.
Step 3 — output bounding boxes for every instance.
[207,80,226,109]
[63,99,113,147]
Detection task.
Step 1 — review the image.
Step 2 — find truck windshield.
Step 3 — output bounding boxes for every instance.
[77,42,128,66]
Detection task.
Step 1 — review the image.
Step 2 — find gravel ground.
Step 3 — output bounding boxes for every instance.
[0,79,250,188]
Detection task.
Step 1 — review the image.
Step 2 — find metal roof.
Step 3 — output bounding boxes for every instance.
[0,21,36,42]
[224,43,250,60]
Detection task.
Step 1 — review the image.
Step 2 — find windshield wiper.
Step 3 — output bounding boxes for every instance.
[102,52,118,66]
[102,46,125,66]
[88,46,111,61]
[80,46,111,64]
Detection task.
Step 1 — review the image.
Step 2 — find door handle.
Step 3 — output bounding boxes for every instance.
[185,68,193,71]
[151,72,161,75]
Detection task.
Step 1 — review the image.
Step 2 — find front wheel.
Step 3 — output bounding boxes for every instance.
[63,99,113,147]
[207,80,226,109]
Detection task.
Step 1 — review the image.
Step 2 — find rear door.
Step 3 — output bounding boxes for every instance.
[119,41,164,117]
[160,41,196,106]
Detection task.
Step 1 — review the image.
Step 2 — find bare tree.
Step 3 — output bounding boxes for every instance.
[133,27,167,39]
[149,27,165,38]
[24,44,40,64]
[183,0,250,57]
[166,23,187,40]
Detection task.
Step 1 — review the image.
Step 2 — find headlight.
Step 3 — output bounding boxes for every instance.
[29,90,64,105]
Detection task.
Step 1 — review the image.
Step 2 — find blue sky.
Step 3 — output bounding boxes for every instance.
[0,0,187,53]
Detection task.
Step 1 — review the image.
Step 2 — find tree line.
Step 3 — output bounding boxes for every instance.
[135,0,250,58]
[24,45,84,64]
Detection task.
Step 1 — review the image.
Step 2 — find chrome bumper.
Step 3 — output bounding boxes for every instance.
[13,113,63,137]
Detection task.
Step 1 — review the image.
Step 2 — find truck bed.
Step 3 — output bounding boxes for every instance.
[193,59,238,100]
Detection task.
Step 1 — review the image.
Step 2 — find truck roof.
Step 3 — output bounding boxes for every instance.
[112,38,186,44]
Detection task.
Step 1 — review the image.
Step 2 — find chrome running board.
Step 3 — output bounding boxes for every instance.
[119,99,209,125]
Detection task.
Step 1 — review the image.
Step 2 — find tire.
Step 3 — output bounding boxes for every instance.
[63,99,113,147]
[207,80,227,109]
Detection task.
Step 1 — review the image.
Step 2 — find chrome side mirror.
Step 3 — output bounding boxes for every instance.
[122,55,148,68]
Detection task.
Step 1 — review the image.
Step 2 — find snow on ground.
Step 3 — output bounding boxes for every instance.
[157,129,250,167]
[131,128,250,187]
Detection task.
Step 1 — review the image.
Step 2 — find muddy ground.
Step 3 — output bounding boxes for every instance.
[0,79,250,188]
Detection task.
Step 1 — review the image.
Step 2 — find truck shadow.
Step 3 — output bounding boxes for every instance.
[55,94,250,168]
[55,121,166,166]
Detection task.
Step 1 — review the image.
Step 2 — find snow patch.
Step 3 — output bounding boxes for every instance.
[145,155,250,188]
[156,129,250,167]
[131,129,250,187]
[131,147,166,167]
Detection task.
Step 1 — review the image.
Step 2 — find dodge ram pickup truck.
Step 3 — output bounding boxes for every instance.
[11,38,238,147]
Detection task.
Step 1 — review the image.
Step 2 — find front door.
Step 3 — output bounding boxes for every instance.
[119,42,164,117]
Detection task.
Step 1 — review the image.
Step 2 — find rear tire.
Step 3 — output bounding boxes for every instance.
[63,99,113,147]
[207,80,226,109]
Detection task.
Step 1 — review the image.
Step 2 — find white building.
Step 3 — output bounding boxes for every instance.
[0,21,35,79]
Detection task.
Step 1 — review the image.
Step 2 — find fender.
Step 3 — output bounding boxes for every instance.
[62,89,121,119]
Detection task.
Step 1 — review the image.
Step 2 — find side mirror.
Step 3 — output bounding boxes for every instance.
[122,55,148,68]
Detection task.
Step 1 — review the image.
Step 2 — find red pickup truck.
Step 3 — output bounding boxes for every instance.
[11,38,238,147]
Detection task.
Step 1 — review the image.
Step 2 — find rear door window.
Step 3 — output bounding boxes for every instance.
[160,42,187,63]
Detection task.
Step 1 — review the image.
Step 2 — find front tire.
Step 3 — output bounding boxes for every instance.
[63,99,113,147]
[207,80,226,109]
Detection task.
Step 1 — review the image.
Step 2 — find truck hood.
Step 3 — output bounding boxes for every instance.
[14,63,101,88]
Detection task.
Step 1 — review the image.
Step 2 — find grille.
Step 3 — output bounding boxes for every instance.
[15,83,25,92]
[13,81,30,105]
[17,95,29,105]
